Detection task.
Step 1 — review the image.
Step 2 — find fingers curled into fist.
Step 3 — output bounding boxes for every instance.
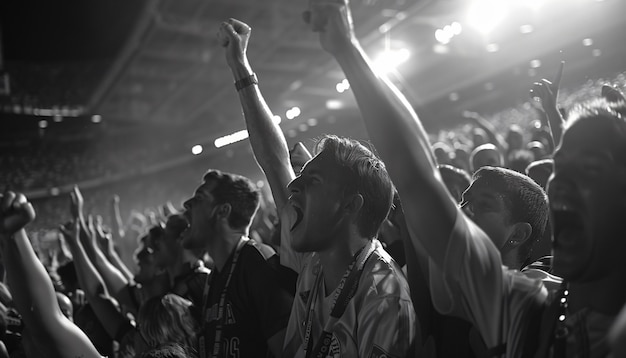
[0,191,36,235]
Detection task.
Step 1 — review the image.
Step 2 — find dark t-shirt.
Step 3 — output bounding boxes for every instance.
[172,260,211,308]
[201,241,294,358]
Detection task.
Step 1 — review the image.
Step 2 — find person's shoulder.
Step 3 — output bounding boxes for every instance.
[241,239,277,261]
[360,240,411,300]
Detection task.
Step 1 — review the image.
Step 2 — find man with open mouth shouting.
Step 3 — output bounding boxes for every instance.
[217,6,416,358]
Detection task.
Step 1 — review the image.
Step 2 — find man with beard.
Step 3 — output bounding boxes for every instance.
[181,170,293,358]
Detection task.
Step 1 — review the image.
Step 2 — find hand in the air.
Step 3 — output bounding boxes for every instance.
[303,0,355,55]
[218,18,252,69]
[0,191,36,236]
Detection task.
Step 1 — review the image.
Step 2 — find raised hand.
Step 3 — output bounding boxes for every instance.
[530,61,564,109]
[59,221,80,246]
[218,18,252,70]
[304,0,355,55]
[69,185,84,220]
[0,191,36,236]
[94,219,114,254]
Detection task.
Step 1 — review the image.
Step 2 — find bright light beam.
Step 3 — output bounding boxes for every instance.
[373,48,410,73]
[467,0,508,35]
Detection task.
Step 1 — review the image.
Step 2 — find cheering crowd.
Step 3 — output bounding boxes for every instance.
[1,1,626,357]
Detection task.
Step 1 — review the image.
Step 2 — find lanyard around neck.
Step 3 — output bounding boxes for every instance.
[303,241,377,358]
[199,236,249,358]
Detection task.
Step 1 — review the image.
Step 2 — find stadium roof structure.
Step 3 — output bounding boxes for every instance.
[1,0,625,154]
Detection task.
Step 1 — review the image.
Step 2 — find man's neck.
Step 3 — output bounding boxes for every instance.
[210,232,246,272]
[568,273,626,316]
[318,237,370,296]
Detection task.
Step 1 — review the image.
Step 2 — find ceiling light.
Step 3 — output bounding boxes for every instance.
[520,24,534,34]
[326,100,343,110]
[468,0,507,34]
[486,43,499,52]
[214,130,249,148]
[373,48,410,73]
[191,145,203,155]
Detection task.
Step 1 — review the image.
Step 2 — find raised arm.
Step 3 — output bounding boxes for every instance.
[462,111,508,152]
[110,194,126,240]
[95,219,135,281]
[61,221,133,340]
[530,61,565,148]
[312,1,516,350]
[0,191,100,358]
[217,19,308,275]
[308,0,456,264]
[71,186,137,312]
[217,19,296,211]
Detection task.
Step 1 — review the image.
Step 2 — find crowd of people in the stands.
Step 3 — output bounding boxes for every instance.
[1,1,626,357]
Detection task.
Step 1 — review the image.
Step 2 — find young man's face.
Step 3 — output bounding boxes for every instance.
[286,150,352,253]
[181,179,219,250]
[549,117,626,281]
[461,177,514,251]
[150,226,182,268]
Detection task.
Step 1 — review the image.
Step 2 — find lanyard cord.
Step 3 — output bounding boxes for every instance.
[303,241,377,358]
[199,237,249,358]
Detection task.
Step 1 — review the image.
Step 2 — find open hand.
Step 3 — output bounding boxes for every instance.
[0,191,36,235]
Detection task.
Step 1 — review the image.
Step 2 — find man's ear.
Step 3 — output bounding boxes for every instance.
[216,203,232,220]
[343,193,364,215]
[508,222,532,246]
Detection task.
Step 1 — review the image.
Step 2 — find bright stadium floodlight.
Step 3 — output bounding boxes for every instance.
[191,145,203,155]
[373,48,410,73]
[214,130,249,148]
[467,0,507,34]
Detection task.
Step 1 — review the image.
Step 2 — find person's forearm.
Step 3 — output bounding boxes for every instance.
[2,230,64,330]
[111,199,126,240]
[81,233,130,298]
[66,238,130,339]
[542,105,563,148]
[66,238,108,298]
[332,40,456,264]
[230,60,295,210]
[106,247,135,281]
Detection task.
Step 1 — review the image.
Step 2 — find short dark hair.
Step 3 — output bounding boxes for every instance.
[564,98,626,167]
[314,135,394,238]
[202,170,260,230]
[473,167,549,263]
[439,164,471,203]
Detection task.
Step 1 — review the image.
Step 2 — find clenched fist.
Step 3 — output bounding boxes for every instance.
[218,18,252,70]
[0,191,36,235]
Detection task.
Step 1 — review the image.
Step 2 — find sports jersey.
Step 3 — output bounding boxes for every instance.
[199,239,293,358]
[171,260,211,308]
[282,239,415,358]
[427,211,614,357]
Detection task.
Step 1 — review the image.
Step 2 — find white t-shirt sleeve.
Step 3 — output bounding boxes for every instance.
[429,210,506,349]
